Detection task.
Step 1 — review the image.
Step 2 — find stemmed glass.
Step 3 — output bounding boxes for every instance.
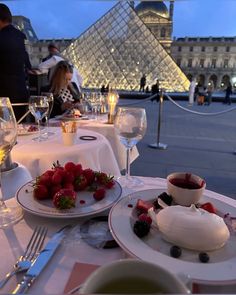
[0,97,22,227]
[29,96,49,142]
[114,107,147,187]
[87,92,101,120]
[41,92,54,137]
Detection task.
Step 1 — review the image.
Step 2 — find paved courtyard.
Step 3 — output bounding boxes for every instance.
[118,98,236,200]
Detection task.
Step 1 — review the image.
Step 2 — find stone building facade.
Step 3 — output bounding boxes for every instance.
[171,37,236,89]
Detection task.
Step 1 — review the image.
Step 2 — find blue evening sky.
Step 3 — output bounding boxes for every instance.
[2,0,236,39]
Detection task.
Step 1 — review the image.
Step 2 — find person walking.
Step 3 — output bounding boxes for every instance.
[224,82,233,105]
[0,3,32,121]
[206,81,214,106]
[139,74,146,92]
[188,78,196,106]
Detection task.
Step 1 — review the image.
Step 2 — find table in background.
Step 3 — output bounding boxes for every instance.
[12,127,120,178]
[50,115,139,171]
[1,177,236,294]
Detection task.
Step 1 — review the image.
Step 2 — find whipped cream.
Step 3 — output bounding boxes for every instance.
[157,204,230,251]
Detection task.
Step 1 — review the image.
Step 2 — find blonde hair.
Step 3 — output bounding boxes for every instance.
[50,61,73,95]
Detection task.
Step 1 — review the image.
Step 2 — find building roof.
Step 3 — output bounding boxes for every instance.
[135,1,169,18]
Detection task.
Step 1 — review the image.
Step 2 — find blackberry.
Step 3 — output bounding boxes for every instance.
[199,252,209,263]
[153,192,173,209]
[133,220,150,238]
[170,245,182,258]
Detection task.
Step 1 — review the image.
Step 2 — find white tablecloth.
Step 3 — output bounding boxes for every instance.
[1,177,236,294]
[12,128,120,179]
[50,115,139,171]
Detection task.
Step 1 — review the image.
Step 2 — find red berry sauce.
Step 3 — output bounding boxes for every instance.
[80,200,86,205]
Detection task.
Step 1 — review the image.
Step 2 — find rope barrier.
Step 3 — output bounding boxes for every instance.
[118,93,156,106]
[165,93,236,116]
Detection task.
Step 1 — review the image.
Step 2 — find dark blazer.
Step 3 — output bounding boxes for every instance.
[0,24,31,120]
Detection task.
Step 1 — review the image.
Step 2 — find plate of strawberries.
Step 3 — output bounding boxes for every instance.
[16,161,122,218]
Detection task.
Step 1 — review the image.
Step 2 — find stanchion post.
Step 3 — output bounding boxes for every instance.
[148,89,168,150]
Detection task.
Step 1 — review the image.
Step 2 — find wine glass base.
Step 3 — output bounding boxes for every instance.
[32,136,48,142]
[117,176,144,188]
[0,205,23,228]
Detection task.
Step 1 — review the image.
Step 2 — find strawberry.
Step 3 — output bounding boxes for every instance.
[96,172,115,188]
[34,184,49,200]
[63,171,75,184]
[53,189,76,209]
[50,184,62,198]
[64,162,76,173]
[74,175,88,191]
[138,213,152,225]
[74,164,83,177]
[37,174,51,187]
[44,170,54,178]
[83,168,95,185]
[93,188,106,201]
[136,199,153,214]
[51,170,63,185]
[200,202,217,214]
[63,182,74,190]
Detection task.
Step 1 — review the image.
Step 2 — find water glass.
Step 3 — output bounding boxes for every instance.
[29,96,49,142]
[114,107,147,187]
[41,92,54,137]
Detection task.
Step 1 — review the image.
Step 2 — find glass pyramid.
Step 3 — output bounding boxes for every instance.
[63,1,189,92]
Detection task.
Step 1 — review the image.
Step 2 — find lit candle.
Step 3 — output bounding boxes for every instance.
[107,91,119,124]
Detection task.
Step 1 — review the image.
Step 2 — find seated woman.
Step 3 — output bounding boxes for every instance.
[41,60,83,117]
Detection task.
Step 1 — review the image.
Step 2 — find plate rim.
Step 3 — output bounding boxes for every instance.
[16,180,122,218]
[108,188,236,284]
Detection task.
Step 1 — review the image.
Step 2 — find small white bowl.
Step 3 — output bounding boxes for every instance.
[167,172,206,206]
[79,259,190,294]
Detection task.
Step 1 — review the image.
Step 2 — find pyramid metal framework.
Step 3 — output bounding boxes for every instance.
[63,1,189,91]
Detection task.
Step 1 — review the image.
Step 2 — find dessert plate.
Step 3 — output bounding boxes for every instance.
[17,125,39,136]
[109,188,236,284]
[16,180,122,218]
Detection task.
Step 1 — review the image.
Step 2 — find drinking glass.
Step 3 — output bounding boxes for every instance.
[0,97,22,227]
[41,92,54,137]
[87,92,101,120]
[29,96,49,142]
[114,107,147,187]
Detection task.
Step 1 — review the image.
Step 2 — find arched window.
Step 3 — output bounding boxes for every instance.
[161,28,166,38]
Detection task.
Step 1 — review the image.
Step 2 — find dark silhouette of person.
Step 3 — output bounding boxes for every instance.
[101,84,106,94]
[139,74,146,92]
[0,3,32,121]
[224,82,233,105]
[42,43,60,62]
[151,79,160,102]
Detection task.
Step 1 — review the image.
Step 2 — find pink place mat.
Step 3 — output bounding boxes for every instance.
[64,262,99,294]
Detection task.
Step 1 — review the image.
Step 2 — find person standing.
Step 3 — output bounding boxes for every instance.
[188,78,196,106]
[0,3,32,121]
[206,81,214,106]
[151,79,160,102]
[139,74,146,92]
[224,82,233,105]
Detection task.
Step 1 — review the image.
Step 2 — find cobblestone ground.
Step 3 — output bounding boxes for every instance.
[118,98,236,199]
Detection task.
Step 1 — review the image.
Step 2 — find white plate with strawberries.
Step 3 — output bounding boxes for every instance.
[109,189,236,284]
[17,124,39,136]
[16,162,122,218]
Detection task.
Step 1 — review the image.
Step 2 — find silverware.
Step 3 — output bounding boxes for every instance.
[0,226,47,289]
[12,225,71,294]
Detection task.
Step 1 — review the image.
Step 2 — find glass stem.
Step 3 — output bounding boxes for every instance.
[38,120,41,141]
[126,148,131,180]
[0,169,6,209]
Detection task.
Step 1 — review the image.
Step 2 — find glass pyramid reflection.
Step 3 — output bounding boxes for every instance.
[63,1,189,92]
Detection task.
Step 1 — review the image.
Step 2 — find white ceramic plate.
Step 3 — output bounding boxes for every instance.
[17,129,39,136]
[109,188,236,284]
[16,180,122,218]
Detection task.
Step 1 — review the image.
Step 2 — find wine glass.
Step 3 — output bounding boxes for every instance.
[0,97,22,227]
[114,107,147,187]
[41,92,54,137]
[29,96,49,142]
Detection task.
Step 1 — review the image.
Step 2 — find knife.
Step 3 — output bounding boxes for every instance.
[12,225,71,294]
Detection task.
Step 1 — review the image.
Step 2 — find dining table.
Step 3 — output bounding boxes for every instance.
[1,176,236,294]
[49,114,139,171]
[11,127,121,179]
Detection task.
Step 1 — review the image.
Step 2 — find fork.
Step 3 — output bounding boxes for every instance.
[0,226,47,288]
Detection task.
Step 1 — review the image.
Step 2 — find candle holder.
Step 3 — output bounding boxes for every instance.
[107,90,119,124]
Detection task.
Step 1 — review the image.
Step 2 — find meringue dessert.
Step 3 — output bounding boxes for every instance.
[157,204,230,251]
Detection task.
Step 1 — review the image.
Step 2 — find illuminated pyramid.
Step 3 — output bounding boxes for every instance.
[64,1,189,91]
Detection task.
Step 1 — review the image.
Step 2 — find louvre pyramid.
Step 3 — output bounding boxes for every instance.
[63,1,189,92]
